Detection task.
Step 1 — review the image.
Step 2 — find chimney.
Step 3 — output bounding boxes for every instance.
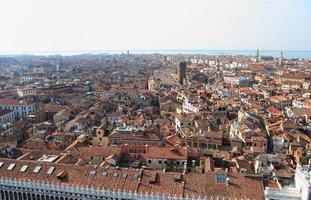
[226,177,230,185]
[192,160,196,172]
[183,162,187,174]
[297,135,300,143]
[145,144,149,153]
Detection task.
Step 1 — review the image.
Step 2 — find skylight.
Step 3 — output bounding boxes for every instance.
[20,165,28,172]
[7,163,16,171]
[47,166,55,175]
[102,171,108,176]
[90,170,96,176]
[33,166,42,173]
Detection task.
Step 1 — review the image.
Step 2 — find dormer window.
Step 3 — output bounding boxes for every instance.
[216,173,226,183]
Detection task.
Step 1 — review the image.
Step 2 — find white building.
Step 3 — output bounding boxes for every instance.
[265,166,311,200]
[292,98,311,108]
[33,65,55,74]
[0,99,36,118]
[223,76,250,87]
[182,97,201,113]
[17,87,37,97]
[272,134,290,153]
[0,109,15,125]
[21,74,34,82]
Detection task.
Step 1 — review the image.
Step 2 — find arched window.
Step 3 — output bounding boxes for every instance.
[27,193,31,200]
[9,191,14,200]
[0,190,4,199]
[18,192,22,200]
[23,192,27,200]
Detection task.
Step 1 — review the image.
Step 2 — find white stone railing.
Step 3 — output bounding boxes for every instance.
[264,188,301,200]
[0,177,257,200]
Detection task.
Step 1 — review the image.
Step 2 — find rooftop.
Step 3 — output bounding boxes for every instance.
[0,158,264,199]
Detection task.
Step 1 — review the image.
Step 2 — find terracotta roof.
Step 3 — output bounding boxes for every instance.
[78,146,122,161]
[108,130,160,141]
[292,107,311,116]
[0,98,33,106]
[250,65,267,72]
[44,104,75,113]
[270,95,288,102]
[164,135,182,146]
[0,158,264,199]
[144,146,187,160]
[184,172,264,199]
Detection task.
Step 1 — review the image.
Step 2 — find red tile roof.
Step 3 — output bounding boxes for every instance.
[0,158,264,199]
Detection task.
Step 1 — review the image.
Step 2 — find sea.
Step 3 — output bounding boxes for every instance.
[1,50,311,60]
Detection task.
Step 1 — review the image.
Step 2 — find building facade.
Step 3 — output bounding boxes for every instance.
[0,99,36,119]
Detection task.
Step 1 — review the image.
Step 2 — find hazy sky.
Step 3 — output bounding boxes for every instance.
[0,0,310,54]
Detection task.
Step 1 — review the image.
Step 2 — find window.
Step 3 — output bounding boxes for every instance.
[113,172,119,177]
[158,160,162,164]
[216,173,226,183]
[33,166,42,173]
[177,161,180,165]
[89,171,96,176]
[148,160,152,164]
[164,160,167,164]
[47,166,55,175]
[7,164,16,171]
[20,165,28,172]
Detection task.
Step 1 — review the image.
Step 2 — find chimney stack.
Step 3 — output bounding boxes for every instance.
[226,178,230,185]
[145,144,149,153]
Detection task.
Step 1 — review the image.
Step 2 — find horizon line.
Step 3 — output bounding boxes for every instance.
[1,48,311,57]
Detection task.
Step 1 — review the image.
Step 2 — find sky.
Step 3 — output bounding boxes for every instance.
[0,0,310,54]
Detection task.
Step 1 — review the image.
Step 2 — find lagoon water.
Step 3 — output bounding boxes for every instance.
[2,50,311,59]
[61,50,311,59]
[99,49,311,59]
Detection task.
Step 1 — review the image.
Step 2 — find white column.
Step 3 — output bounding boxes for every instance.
[8,191,11,200]
[16,192,20,200]
[3,191,7,200]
